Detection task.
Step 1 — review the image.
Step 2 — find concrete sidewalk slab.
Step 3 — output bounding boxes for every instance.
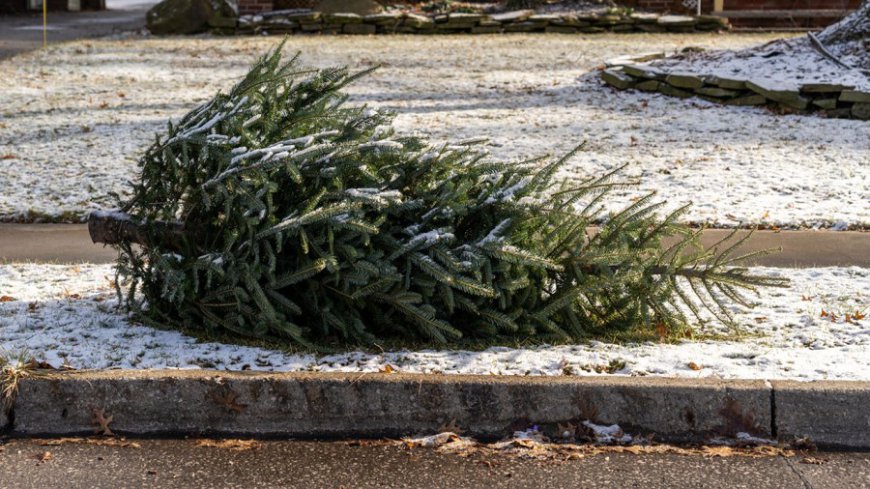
[698,229,870,268]
[0,224,116,263]
[10,371,772,443]
[1,224,868,267]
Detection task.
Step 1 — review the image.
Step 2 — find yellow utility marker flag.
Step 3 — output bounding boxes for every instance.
[42,0,47,47]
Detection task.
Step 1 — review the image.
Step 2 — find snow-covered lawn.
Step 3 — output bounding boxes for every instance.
[1,263,867,380]
[1,33,867,228]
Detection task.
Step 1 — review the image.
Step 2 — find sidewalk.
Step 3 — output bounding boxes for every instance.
[0,0,157,59]
[1,223,868,266]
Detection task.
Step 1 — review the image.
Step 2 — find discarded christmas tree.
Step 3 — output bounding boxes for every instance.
[98,43,788,347]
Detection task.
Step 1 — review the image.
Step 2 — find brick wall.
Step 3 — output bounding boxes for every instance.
[628,0,857,13]
[274,0,316,8]
[238,0,318,14]
[722,0,858,8]
[629,0,716,14]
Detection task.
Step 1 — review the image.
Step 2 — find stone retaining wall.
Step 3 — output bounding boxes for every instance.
[216,10,731,35]
[601,59,870,120]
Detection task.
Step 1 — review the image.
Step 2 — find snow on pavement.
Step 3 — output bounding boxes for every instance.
[1,33,867,227]
[1,263,868,380]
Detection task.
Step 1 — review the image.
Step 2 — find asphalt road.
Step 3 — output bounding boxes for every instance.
[0,0,157,59]
[0,438,868,489]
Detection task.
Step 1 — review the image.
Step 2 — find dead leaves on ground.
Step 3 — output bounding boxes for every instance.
[379,364,398,374]
[31,437,258,454]
[194,439,261,451]
[820,309,866,324]
[399,433,797,462]
[38,437,141,449]
[800,456,829,465]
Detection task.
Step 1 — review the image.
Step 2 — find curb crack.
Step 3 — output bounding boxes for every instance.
[770,383,778,439]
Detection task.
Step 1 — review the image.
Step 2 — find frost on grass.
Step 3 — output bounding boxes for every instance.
[0,264,868,380]
[0,34,867,228]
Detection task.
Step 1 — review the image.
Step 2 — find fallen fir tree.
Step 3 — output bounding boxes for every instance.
[94,43,788,347]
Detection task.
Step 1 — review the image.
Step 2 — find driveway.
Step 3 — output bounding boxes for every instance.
[0,0,158,59]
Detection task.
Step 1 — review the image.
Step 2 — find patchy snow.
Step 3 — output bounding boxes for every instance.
[0,34,867,228]
[650,37,870,92]
[1,263,868,380]
[581,421,634,444]
[404,432,476,449]
[709,432,776,446]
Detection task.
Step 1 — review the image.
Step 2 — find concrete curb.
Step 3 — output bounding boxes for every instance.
[773,381,870,449]
[2,371,867,448]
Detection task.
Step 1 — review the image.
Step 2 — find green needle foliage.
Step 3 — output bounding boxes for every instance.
[113,43,788,348]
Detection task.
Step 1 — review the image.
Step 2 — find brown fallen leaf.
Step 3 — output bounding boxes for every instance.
[801,456,828,465]
[702,446,734,457]
[0,295,16,302]
[34,451,53,464]
[92,407,114,436]
[791,437,817,451]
